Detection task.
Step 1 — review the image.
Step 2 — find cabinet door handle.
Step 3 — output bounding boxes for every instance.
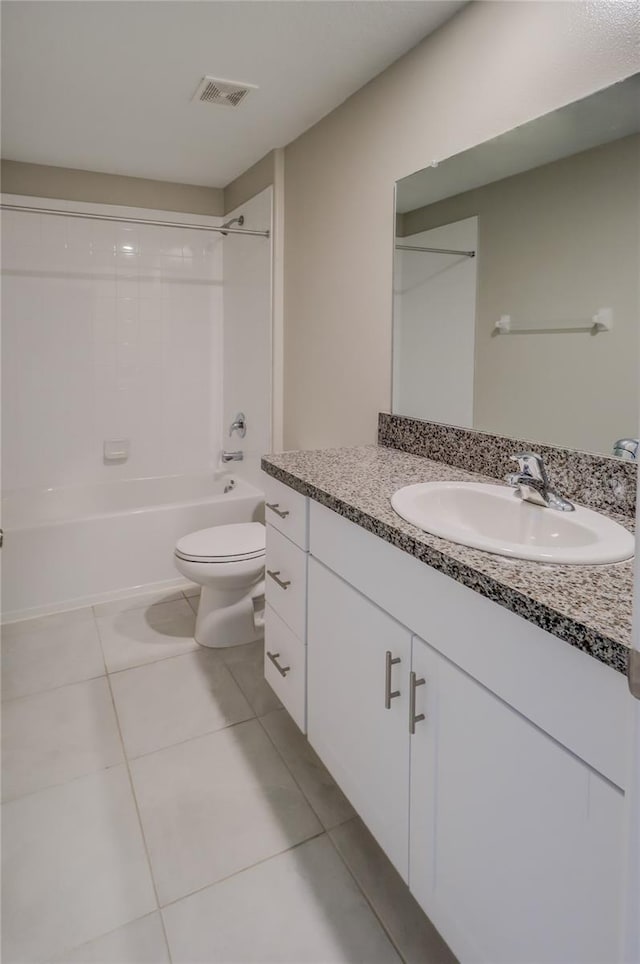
[267,569,291,590]
[266,502,290,519]
[384,650,401,708]
[409,671,426,734]
[267,651,291,677]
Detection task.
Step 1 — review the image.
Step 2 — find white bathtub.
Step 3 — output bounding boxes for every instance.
[1,473,264,622]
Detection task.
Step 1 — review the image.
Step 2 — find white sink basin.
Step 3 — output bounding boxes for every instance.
[391,482,634,565]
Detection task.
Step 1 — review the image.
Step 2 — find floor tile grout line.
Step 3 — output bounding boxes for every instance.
[3,611,200,702]
[102,651,174,964]
[2,610,105,705]
[105,647,200,676]
[4,608,174,958]
[110,654,327,914]
[1,668,107,704]
[120,709,258,763]
[325,828,409,964]
[3,600,369,961]
[255,707,410,962]
[1,611,97,637]
[255,710,353,835]
[93,602,199,677]
[3,595,238,700]
[0,717,355,811]
[157,828,328,912]
[221,649,283,717]
[0,759,126,807]
[93,591,195,621]
[90,589,193,619]
[156,824,408,960]
[101,640,301,958]
[254,711,334,831]
[43,911,164,964]
[107,644,225,679]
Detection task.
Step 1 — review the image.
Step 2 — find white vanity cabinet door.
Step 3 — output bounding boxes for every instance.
[409,634,625,964]
[307,558,412,879]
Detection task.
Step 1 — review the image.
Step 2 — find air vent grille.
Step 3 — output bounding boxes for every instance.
[193,76,257,108]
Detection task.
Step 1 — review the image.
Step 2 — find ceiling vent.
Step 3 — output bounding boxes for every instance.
[192,76,257,108]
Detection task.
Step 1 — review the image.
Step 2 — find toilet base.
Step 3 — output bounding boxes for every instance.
[194,581,264,649]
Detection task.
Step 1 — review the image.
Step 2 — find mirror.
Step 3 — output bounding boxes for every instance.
[393,73,640,458]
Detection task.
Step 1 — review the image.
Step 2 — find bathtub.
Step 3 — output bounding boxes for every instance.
[1,473,264,622]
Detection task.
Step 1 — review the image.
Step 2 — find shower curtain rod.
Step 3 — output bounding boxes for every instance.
[0,203,270,238]
[396,243,475,258]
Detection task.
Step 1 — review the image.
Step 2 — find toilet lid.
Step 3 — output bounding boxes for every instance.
[175,522,265,563]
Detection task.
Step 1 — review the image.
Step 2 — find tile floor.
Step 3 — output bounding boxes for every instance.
[1,589,456,964]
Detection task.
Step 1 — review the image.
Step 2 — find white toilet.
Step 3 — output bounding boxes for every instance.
[174,522,265,648]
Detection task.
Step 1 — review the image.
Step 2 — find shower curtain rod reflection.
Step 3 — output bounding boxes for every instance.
[396,243,475,258]
[0,203,270,238]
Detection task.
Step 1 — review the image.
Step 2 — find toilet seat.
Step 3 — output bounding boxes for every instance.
[175,522,265,564]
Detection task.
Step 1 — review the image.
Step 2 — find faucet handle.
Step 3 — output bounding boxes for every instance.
[613,438,639,460]
[229,412,247,439]
[510,452,549,484]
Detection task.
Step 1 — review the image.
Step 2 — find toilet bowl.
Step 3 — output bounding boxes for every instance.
[174,522,265,648]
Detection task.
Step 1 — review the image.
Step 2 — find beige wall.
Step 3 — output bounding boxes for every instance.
[224,151,276,215]
[400,135,640,454]
[282,1,640,449]
[2,153,278,219]
[1,160,223,215]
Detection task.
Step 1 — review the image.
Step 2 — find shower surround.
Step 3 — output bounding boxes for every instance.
[1,192,273,619]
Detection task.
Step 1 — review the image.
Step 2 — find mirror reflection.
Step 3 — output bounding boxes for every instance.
[393,73,640,458]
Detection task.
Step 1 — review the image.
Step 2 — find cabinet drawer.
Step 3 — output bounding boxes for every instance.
[265,524,307,639]
[262,472,309,549]
[264,605,307,732]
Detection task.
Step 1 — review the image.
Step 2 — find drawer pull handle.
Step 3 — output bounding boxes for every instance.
[267,569,291,590]
[267,651,291,677]
[266,502,290,519]
[384,650,401,709]
[409,671,426,734]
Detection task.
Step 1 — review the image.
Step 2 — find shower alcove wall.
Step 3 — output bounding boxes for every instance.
[1,189,273,620]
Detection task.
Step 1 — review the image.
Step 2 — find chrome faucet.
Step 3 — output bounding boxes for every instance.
[506,452,574,512]
[613,438,638,460]
[229,412,247,438]
[221,450,243,463]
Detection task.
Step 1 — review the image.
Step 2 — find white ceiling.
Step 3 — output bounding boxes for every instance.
[1,0,465,188]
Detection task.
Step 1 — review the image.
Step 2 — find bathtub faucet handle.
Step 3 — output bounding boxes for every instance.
[229,413,247,438]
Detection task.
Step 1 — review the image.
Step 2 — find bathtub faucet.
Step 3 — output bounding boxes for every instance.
[221,450,244,463]
[229,412,247,438]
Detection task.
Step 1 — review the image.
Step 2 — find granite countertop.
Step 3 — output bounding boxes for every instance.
[261,444,635,676]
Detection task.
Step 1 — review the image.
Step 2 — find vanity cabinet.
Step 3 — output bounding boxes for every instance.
[409,634,624,964]
[307,558,411,876]
[263,474,309,732]
[302,496,630,964]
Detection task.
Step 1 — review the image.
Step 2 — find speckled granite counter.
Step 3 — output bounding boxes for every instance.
[261,445,634,676]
